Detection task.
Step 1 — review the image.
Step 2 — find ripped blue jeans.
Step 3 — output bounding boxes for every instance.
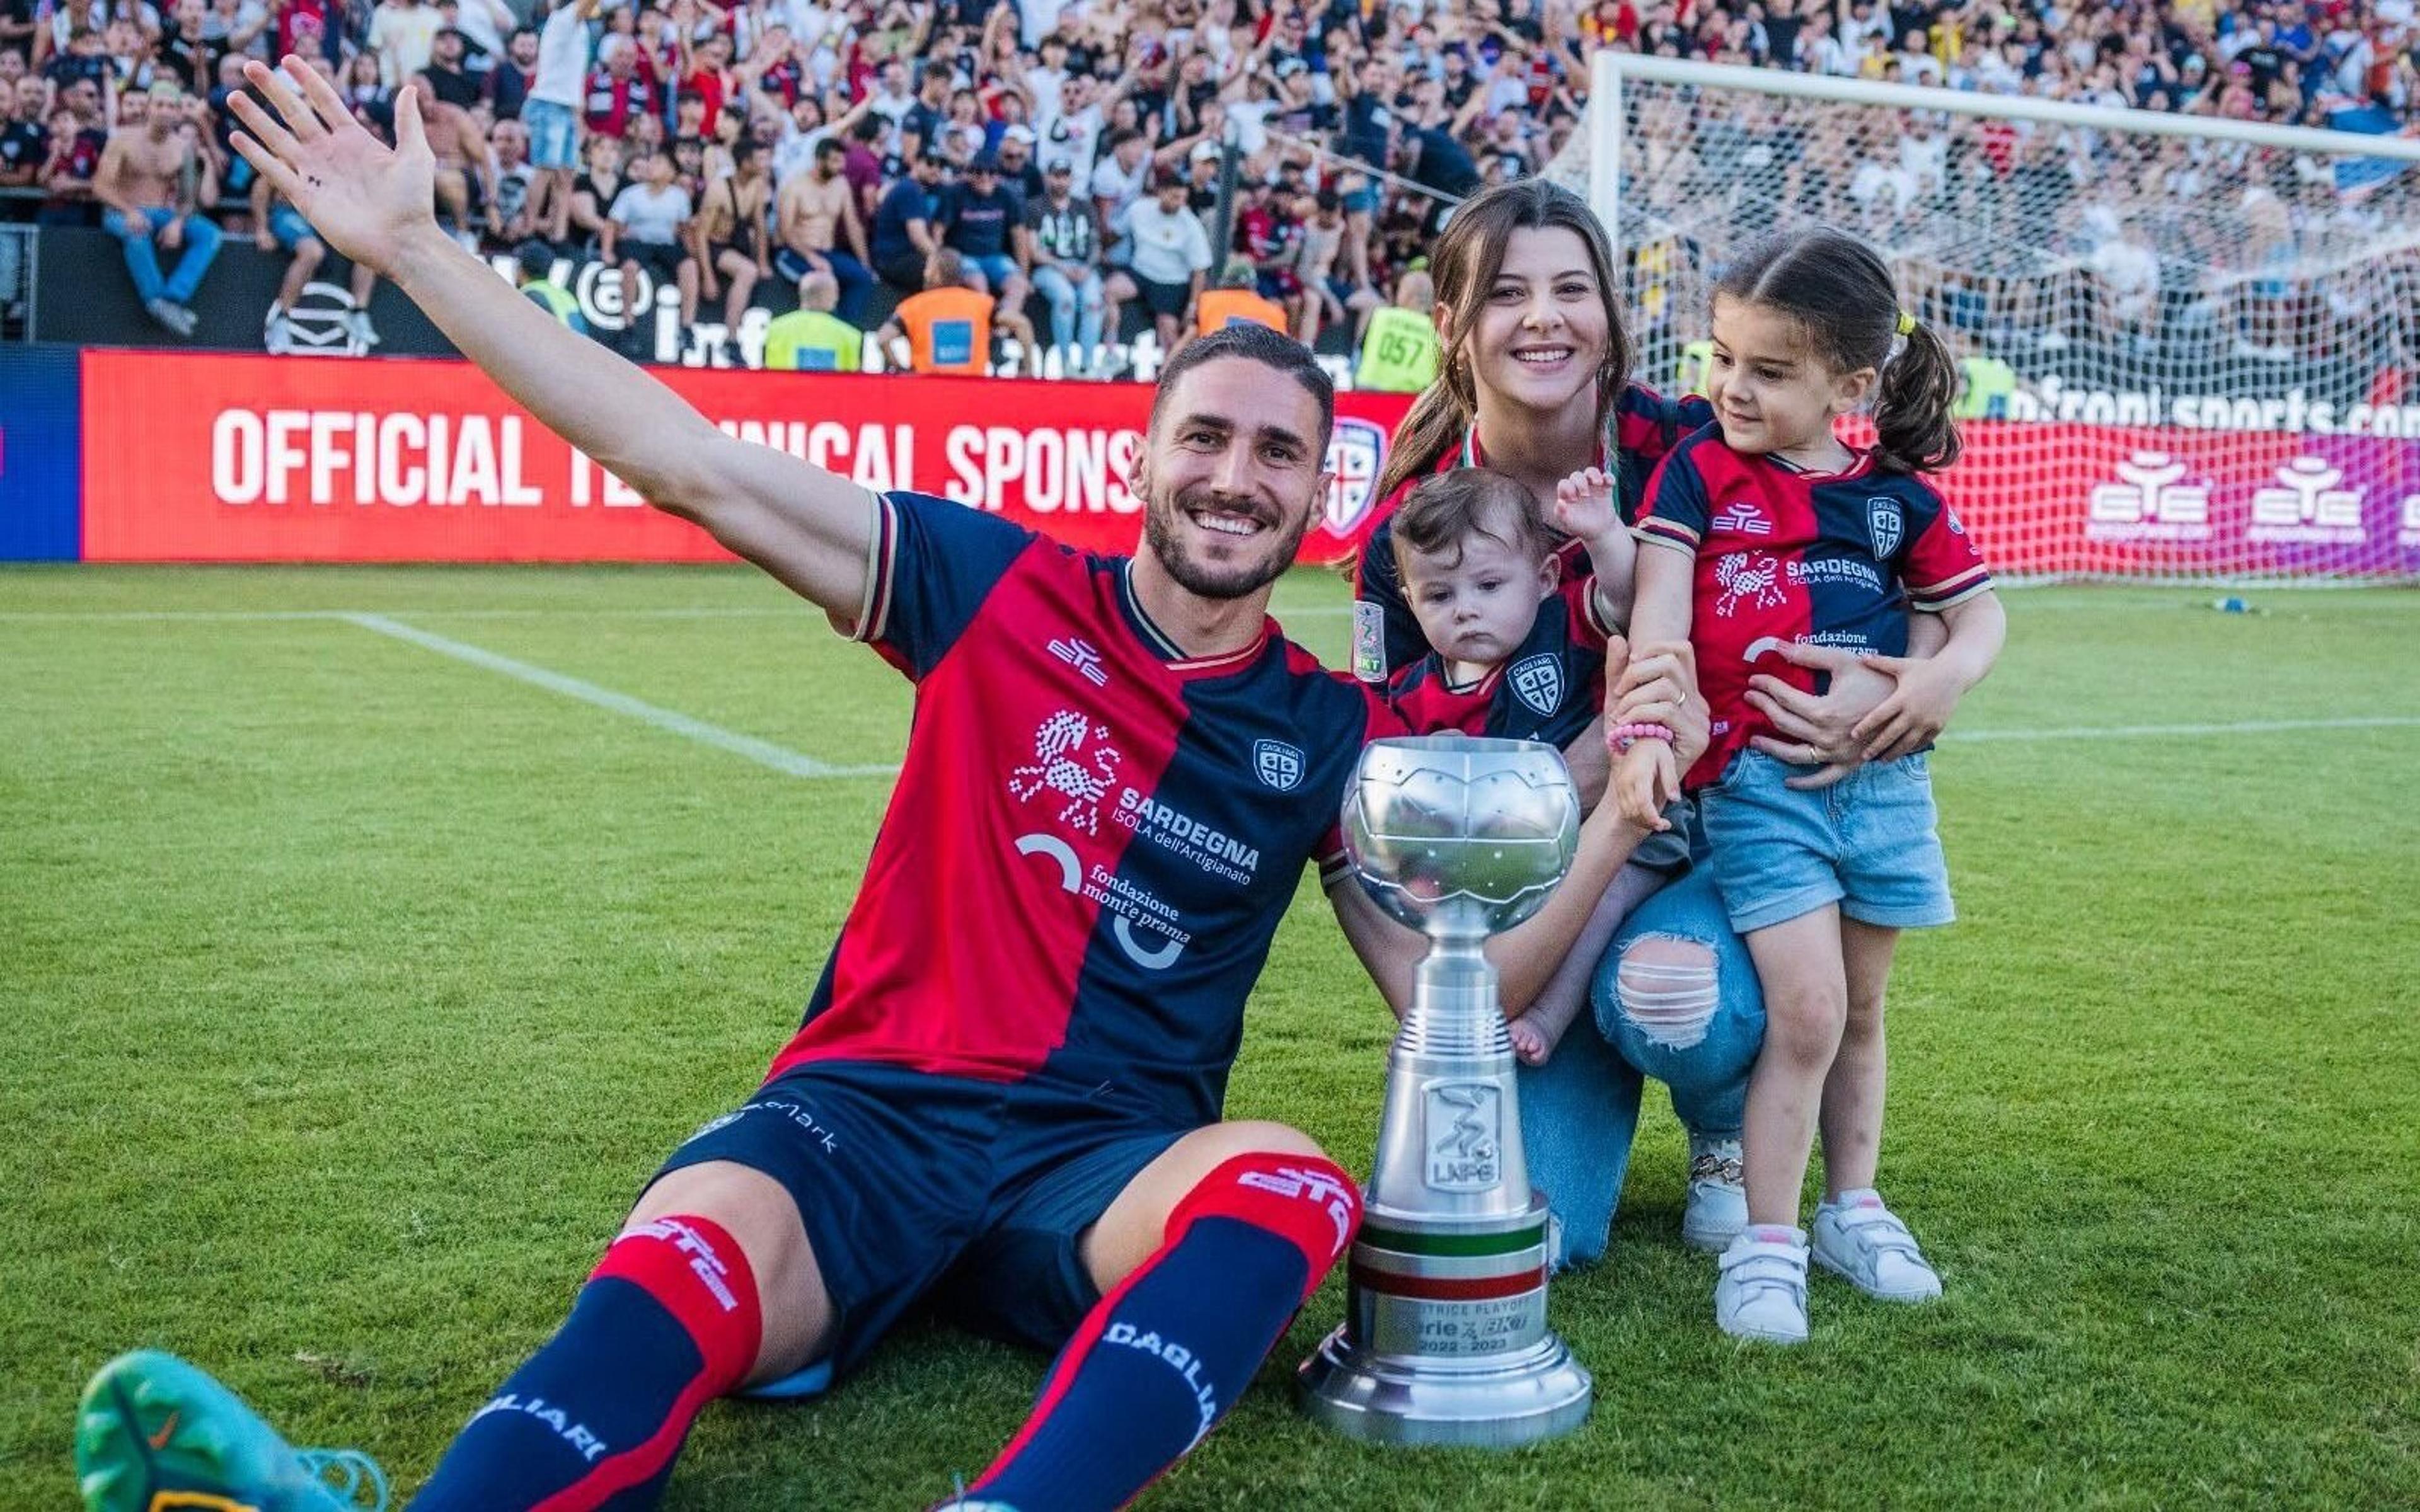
[1516,864,1766,1267]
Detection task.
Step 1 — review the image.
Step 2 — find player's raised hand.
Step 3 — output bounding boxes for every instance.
[1550,466,1619,542]
[227,57,436,280]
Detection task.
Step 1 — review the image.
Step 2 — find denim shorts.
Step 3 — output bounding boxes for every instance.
[1697,749,1954,935]
[524,99,578,170]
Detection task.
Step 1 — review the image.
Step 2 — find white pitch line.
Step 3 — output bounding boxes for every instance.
[340,612,896,779]
[1946,715,2420,743]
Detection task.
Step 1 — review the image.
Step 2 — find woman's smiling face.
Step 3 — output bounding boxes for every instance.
[1461,226,1610,417]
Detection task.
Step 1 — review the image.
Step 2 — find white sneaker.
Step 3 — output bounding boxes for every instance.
[1681,1133,1746,1252]
[265,308,292,355]
[349,309,381,348]
[1811,1190,1942,1302]
[1715,1227,1808,1344]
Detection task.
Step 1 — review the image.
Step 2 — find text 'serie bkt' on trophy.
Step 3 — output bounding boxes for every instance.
[1298,735,1593,1447]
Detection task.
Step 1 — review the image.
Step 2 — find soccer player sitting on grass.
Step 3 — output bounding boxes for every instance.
[1378,465,1690,1068]
[73,58,1708,1512]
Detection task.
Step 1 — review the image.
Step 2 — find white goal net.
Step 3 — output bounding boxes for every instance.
[1547,54,2420,583]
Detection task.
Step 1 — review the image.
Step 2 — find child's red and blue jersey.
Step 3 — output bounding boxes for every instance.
[1635,427,1993,789]
[1384,573,1613,749]
[1351,383,1714,684]
[769,491,1403,1128]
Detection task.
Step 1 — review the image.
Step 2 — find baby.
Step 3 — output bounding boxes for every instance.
[1383,464,1686,1062]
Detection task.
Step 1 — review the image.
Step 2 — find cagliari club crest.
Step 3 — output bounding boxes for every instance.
[1509,655,1563,718]
[1867,496,1904,559]
[1254,738,1306,792]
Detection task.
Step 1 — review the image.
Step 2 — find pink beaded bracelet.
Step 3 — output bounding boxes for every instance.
[1610,721,1675,753]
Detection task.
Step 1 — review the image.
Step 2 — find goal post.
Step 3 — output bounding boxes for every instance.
[1547,53,2420,583]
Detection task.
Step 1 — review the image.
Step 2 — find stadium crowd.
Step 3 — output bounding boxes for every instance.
[3,0,2418,374]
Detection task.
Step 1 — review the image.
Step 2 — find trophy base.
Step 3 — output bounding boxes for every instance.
[1296,1326,1593,1448]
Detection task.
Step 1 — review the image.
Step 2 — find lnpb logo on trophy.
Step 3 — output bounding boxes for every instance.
[1253,738,1305,793]
[1425,1082,1501,1189]
[1507,655,1562,719]
[1321,418,1388,539]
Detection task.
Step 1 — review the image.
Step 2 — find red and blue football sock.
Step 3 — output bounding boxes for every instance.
[960,1152,1361,1512]
[410,1214,761,1512]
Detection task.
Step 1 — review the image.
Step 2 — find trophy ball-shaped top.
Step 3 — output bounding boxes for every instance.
[1341,735,1581,941]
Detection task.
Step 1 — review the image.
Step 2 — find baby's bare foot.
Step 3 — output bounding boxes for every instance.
[1507,1016,1559,1067]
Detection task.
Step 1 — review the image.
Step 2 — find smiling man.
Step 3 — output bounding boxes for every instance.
[74,59,1690,1512]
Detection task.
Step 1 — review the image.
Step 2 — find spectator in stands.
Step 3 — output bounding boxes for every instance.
[521,0,593,244]
[877,244,998,374]
[1196,260,1287,337]
[869,145,942,292]
[774,134,872,322]
[600,145,693,358]
[366,0,440,88]
[686,133,769,345]
[1354,266,1440,393]
[1025,151,1105,377]
[92,81,219,335]
[35,74,105,225]
[763,266,862,370]
[1112,169,1211,358]
[487,24,535,119]
[935,147,1025,307]
[566,127,622,249]
[1,71,44,188]
[514,238,584,330]
[259,183,377,350]
[487,114,533,244]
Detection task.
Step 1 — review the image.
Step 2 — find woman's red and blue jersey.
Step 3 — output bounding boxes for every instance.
[1635,427,1993,790]
[769,491,1403,1127]
[1383,573,1613,750]
[1351,382,1714,684]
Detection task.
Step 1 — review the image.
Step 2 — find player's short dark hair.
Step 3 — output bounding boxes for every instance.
[1149,323,1334,453]
[1389,467,1547,578]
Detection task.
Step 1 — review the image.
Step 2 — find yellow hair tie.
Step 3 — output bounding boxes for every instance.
[1896,310,1917,336]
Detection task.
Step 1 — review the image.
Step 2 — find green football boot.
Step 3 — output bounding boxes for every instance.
[76,1350,388,1512]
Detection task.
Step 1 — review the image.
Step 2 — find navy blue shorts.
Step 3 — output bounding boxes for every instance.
[649,1060,1190,1380]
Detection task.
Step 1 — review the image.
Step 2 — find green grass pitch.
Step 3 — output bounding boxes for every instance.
[3,564,2416,1509]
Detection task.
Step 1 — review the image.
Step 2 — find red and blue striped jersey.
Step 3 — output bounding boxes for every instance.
[1635,428,1993,789]
[769,491,1403,1126]
[1384,573,1613,748]
[1351,383,1714,684]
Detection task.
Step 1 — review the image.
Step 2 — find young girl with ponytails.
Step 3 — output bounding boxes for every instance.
[1608,227,2007,1344]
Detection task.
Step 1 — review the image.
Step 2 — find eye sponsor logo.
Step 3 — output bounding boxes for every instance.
[1048,635,1110,687]
[2087,450,2212,542]
[1508,654,1563,718]
[1007,709,1123,834]
[1711,500,1773,536]
[2249,456,2365,544]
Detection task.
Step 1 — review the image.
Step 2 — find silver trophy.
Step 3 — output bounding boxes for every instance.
[1298,735,1594,1447]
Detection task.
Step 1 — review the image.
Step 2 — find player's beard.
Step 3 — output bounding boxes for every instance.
[1142,480,1318,601]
